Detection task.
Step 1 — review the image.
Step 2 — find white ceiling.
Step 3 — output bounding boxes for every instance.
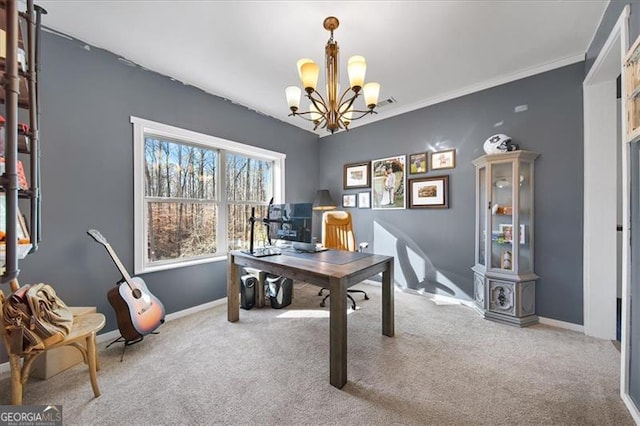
[36,1,607,136]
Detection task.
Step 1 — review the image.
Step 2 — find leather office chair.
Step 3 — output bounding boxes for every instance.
[318,211,369,309]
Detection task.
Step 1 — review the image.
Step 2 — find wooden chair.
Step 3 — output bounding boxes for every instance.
[318,211,370,309]
[0,279,105,405]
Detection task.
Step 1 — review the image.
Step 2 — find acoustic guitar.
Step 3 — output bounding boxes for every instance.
[87,229,165,342]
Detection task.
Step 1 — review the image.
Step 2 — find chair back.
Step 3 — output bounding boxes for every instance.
[322,211,356,252]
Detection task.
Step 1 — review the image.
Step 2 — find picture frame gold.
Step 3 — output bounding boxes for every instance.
[430,149,456,170]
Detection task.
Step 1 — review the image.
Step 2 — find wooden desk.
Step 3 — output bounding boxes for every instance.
[227,249,394,389]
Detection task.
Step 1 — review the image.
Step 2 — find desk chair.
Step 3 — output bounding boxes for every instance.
[318,211,369,310]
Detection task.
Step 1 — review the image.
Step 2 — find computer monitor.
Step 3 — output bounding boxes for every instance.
[267,202,313,246]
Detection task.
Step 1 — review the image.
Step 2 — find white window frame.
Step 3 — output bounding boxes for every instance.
[131,116,285,274]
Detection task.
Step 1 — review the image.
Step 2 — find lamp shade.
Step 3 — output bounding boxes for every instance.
[347,55,366,89]
[297,58,314,80]
[300,61,320,91]
[285,86,301,110]
[312,189,336,210]
[363,82,380,108]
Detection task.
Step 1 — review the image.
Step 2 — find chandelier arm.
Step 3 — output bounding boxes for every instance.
[345,109,378,121]
[306,91,328,113]
[289,111,326,123]
[337,88,358,111]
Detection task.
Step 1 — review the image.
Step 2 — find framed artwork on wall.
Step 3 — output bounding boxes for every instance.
[430,149,456,170]
[408,175,449,208]
[409,152,427,174]
[343,162,370,189]
[342,194,357,208]
[358,191,371,209]
[372,155,406,210]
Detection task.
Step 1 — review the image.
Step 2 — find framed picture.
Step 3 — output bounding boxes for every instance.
[408,175,449,208]
[371,155,406,209]
[430,149,456,170]
[409,152,427,174]
[343,162,370,189]
[499,224,526,244]
[358,191,371,209]
[342,193,357,208]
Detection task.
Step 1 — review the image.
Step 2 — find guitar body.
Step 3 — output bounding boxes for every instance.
[87,229,166,343]
[107,277,165,342]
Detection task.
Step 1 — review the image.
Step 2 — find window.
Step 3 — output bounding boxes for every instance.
[132,117,285,273]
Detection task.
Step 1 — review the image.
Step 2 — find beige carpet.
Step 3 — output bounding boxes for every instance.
[1,282,633,425]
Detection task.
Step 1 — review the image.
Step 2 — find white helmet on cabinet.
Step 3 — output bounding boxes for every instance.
[483,134,518,155]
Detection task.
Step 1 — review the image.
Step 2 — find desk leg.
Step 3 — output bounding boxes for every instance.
[329,276,347,388]
[227,254,239,322]
[382,259,394,337]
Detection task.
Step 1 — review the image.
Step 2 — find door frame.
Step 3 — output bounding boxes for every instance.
[583,5,627,341]
[583,5,639,422]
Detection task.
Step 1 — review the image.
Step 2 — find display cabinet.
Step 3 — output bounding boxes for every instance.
[471,150,539,327]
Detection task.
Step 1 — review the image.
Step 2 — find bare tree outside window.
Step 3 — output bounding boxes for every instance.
[133,117,284,273]
[144,136,218,262]
[142,136,276,265]
[226,153,273,250]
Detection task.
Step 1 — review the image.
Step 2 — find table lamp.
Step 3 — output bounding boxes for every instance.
[312,189,336,211]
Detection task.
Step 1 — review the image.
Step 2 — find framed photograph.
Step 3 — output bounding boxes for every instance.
[409,152,427,174]
[343,162,370,189]
[430,149,456,170]
[408,175,449,208]
[342,193,357,208]
[358,191,371,209]
[371,155,406,209]
[499,224,526,244]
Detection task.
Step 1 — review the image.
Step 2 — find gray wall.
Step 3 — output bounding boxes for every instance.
[585,1,640,77]
[318,62,585,324]
[13,31,318,337]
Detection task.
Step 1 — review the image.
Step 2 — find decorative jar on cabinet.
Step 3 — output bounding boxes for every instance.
[471,150,539,327]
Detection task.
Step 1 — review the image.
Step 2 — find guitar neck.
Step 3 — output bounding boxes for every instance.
[103,243,136,290]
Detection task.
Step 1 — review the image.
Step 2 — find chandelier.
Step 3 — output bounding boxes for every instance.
[285,16,381,134]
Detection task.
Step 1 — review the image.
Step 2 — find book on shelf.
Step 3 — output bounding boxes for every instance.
[0,157,28,190]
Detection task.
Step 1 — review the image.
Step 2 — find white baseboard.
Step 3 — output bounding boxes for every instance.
[538,316,584,333]
[398,285,586,334]
[95,297,227,344]
[621,392,640,424]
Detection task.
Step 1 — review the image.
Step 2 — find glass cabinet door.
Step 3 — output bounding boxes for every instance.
[490,161,514,271]
[518,161,533,273]
[478,165,486,266]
